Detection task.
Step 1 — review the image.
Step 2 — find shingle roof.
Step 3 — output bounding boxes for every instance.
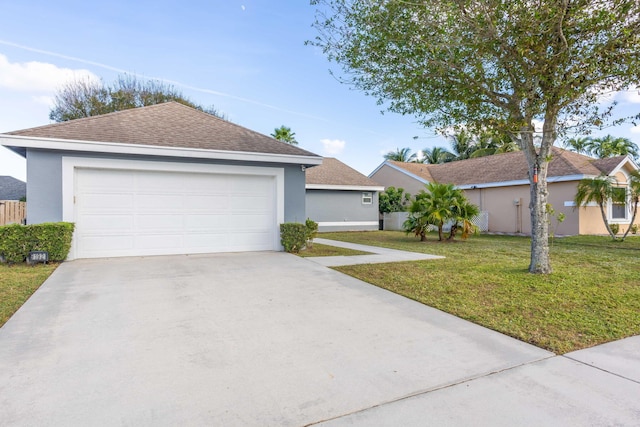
[306,158,383,187]
[592,155,628,175]
[388,148,609,186]
[0,176,26,200]
[5,102,318,158]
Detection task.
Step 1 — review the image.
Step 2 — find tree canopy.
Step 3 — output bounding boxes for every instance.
[271,126,298,145]
[384,147,416,162]
[379,186,411,213]
[49,74,226,122]
[564,135,639,159]
[311,0,640,273]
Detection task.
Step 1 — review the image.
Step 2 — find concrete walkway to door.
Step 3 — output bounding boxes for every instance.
[308,237,444,266]
[1,252,639,426]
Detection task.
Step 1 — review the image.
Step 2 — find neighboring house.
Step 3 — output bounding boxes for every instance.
[306,157,384,232]
[370,148,640,235]
[0,102,322,259]
[0,176,26,200]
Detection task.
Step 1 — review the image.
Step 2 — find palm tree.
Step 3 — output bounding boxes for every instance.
[563,137,592,155]
[574,175,624,240]
[449,198,481,240]
[422,146,454,164]
[271,125,298,145]
[448,130,475,160]
[384,147,416,162]
[620,170,640,241]
[588,136,639,159]
[404,183,478,241]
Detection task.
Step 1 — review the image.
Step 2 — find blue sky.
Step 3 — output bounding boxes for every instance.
[1,1,639,182]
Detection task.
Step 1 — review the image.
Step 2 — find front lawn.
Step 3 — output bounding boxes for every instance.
[0,263,59,327]
[320,231,640,354]
[297,243,372,257]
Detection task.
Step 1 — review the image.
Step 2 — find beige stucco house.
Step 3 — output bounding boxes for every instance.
[369,148,640,236]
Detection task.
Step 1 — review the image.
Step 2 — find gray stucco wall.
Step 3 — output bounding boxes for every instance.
[306,189,379,231]
[25,148,306,225]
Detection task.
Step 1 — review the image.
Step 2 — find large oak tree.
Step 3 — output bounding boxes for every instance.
[50,74,225,122]
[310,0,640,273]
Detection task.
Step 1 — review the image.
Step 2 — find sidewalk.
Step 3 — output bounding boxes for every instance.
[307,238,444,267]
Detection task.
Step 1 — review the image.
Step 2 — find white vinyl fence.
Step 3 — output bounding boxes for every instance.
[383,211,489,232]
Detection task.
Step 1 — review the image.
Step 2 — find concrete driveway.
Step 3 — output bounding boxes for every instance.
[1,252,638,426]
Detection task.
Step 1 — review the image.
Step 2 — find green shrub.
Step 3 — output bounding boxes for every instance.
[0,222,75,263]
[305,218,319,248]
[610,223,620,235]
[280,223,308,253]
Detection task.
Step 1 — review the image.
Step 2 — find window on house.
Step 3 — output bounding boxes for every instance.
[611,187,627,220]
[362,192,373,205]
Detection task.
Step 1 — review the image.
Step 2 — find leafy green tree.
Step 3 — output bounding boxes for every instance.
[384,147,416,162]
[271,125,298,145]
[379,186,411,214]
[49,74,225,122]
[422,147,454,164]
[311,0,640,273]
[574,175,625,240]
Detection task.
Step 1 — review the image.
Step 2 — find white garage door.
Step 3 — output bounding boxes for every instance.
[74,168,277,258]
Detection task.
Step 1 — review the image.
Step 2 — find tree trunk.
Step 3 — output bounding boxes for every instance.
[620,197,639,241]
[598,203,617,239]
[437,224,444,241]
[529,172,551,273]
[519,120,553,274]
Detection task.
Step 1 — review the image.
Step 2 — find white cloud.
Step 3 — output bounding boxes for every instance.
[0,54,98,92]
[630,125,640,134]
[618,86,640,104]
[321,138,346,155]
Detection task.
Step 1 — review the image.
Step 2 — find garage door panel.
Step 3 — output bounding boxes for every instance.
[227,214,273,229]
[184,214,230,229]
[135,234,184,250]
[183,194,230,210]
[81,193,134,211]
[79,235,135,253]
[74,168,277,258]
[183,233,230,249]
[136,193,183,210]
[78,168,133,189]
[80,214,135,231]
[231,195,270,211]
[136,214,184,230]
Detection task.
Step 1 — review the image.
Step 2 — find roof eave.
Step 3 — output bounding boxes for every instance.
[457,174,596,189]
[369,160,431,184]
[0,134,322,166]
[306,184,385,191]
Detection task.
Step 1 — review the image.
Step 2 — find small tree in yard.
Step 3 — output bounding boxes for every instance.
[379,187,411,214]
[574,175,624,240]
[311,0,640,273]
[404,183,479,242]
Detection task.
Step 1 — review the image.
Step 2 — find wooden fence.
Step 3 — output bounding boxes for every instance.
[0,201,26,225]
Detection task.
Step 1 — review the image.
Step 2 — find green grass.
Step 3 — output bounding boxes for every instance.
[319,231,640,354]
[0,263,59,327]
[297,243,372,257]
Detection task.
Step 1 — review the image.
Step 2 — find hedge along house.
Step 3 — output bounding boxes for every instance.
[369,148,640,236]
[305,157,384,232]
[0,102,322,259]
